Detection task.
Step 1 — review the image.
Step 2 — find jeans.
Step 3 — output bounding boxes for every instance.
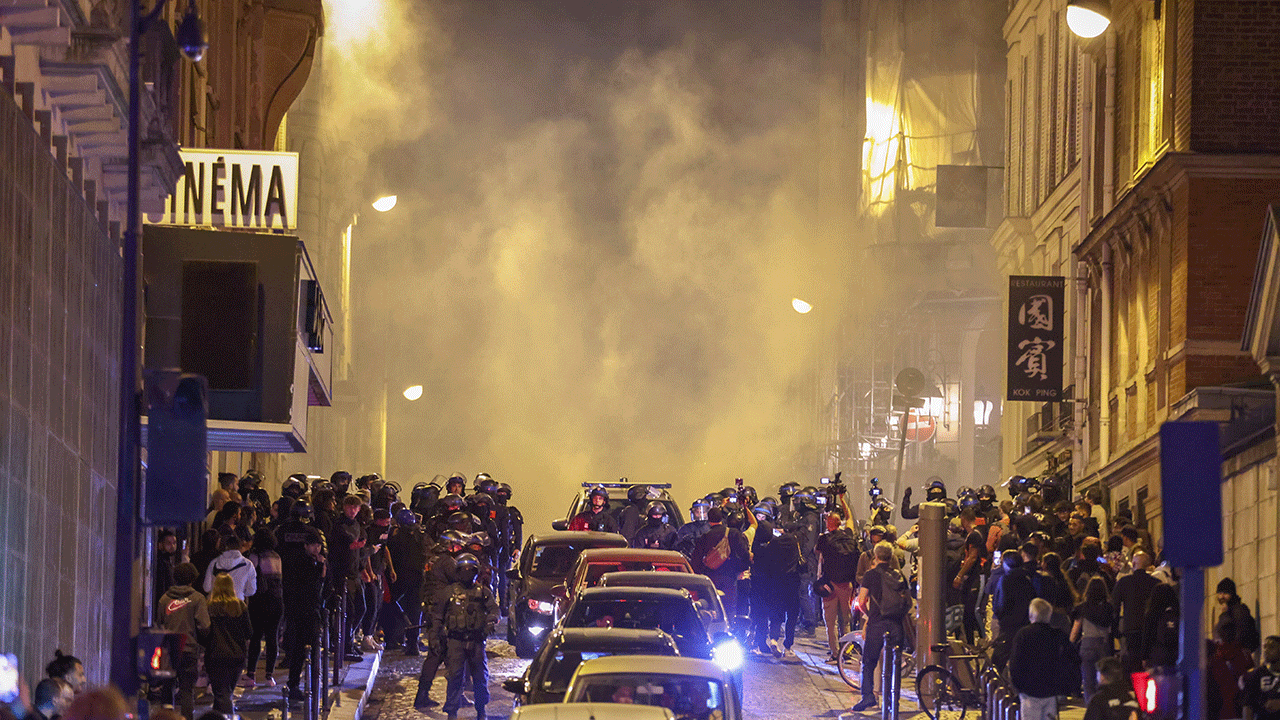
[207,658,245,714]
[362,575,382,637]
[443,640,489,715]
[1079,636,1111,702]
[770,576,801,648]
[861,619,903,701]
[822,582,854,658]
[1019,693,1058,720]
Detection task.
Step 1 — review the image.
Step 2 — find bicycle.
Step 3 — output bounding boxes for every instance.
[915,638,993,720]
[835,628,915,691]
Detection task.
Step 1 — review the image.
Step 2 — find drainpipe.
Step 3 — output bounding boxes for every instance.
[1074,261,1089,488]
[1100,242,1113,465]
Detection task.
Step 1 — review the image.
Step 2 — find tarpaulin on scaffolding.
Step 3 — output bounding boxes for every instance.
[860,0,987,236]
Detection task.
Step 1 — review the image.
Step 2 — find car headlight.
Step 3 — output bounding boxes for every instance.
[713,639,745,672]
[527,599,555,614]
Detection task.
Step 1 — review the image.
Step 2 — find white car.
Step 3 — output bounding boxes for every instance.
[563,655,742,720]
[511,704,674,720]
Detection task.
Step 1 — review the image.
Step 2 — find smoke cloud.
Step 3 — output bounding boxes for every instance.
[327,0,838,532]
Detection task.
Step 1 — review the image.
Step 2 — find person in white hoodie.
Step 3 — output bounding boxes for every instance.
[203,533,257,600]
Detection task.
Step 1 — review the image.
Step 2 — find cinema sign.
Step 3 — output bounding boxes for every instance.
[147,148,299,231]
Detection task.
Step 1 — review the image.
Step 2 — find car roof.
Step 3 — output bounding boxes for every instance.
[511,703,675,720]
[529,532,630,547]
[576,548,691,563]
[577,586,691,602]
[571,654,728,681]
[550,627,677,649]
[599,571,717,592]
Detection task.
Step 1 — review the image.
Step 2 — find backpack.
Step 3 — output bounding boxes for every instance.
[827,528,859,557]
[873,568,911,620]
[213,560,248,577]
[703,531,732,571]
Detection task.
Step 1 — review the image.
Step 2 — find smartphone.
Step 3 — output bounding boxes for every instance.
[0,654,19,703]
[820,477,831,485]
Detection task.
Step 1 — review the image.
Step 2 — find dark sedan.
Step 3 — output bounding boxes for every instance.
[502,627,679,707]
[507,531,629,657]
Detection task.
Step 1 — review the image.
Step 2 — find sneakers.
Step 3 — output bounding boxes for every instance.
[287,687,307,705]
[361,636,383,652]
[851,697,878,712]
[413,696,439,709]
[782,646,797,660]
[238,674,256,688]
[264,676,277,688]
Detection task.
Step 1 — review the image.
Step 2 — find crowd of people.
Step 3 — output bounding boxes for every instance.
[13,470,1274,720]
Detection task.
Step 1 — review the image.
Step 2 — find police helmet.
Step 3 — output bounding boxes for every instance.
[726,511,746,530]
[753,503,773,522]
[465,532,491,548]
[627,485,650,503]
[495,483,513,503]
[792,488,817,513]
[441,530,466,549]
[445,474,467,494]
[587,485,610,504]
[281,476,306,500]
[468,492,494,513]
[476,474,498,495]
[760,496,779,510]
[779,482,800,500]
[644,501,666,519]
[1007,475,1027,498]
[978,484,996,501]
[474,472,493,491]
[740,486,759,507]
[290,501,314,522]
[454,553,481,583]
[331,471,352,489]
[447,511,473,532]
[689,498,710,522]
[719,487,737,500]
[959,492,980,509]
[395,508,418,526]
[440,493,466,512]
[925,477,947,501]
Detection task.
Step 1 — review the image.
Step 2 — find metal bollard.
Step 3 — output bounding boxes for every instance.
[1002,689,1019,720]
[310,632,322,720]
[880,633,901,720]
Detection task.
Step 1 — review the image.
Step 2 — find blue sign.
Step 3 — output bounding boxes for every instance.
[1159,422,1223,568]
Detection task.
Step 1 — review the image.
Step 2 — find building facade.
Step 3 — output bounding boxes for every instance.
[999,0,1280,634]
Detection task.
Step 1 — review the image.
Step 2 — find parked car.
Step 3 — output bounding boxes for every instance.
[555,548,693,609]
[552,482,685,530]
[508,531,630,658]
[509,703,674,720]
[563,655,743,720]
[598,571,728,638]
[502,627,680,707]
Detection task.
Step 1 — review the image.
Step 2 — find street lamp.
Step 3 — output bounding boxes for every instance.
[792,298,813,314]
[112,0,206,692]
[403,385,423,401]
[1067,0,1111,38]
[372,194,398,212]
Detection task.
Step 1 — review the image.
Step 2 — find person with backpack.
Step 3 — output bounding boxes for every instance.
[1216,578,1261,656]
[693,507,751,621]
[243,528,283,688]
[992,543,1039,671]
[816,492,859,662]
[202,533,257,600]
[433,553,498,720]
[1009,598,1076,720]
[206,574,253,716]
[852,541,911,712]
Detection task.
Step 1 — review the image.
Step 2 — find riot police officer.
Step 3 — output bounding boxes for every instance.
[276,502,326,706]
[791,487,823,633]
[386,509,426,654]
[414,530,464,709]
[568,486,618,533]
[632,501,677,550]
[436,554,497,720]
[615,484,649,543]
[676,498,711,558]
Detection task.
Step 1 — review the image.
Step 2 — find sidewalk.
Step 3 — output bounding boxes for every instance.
[788,631,1086,720]
[184,650,383,720]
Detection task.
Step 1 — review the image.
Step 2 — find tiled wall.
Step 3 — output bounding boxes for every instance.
[1215,451,1278,640]
[0,88,120,684]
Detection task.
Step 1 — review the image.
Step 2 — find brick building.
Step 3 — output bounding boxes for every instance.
[998,0,1280,635]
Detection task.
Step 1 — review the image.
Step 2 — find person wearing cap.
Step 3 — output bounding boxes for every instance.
[1216,577,1261,655]
[855,525,899,586]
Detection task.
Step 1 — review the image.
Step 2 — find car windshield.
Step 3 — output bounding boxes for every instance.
[583,562,687,587]
[567,673,725,720]
[537,645,675,696]
[530,545,596,577]
[565,599,707,656]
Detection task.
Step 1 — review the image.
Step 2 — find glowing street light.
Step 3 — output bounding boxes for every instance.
[402,385,423,401]
[372,195,398,212]
[792,298,813,314]
[1066,0,1110,38]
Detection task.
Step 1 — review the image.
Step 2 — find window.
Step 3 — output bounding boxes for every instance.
[568,674,726,720]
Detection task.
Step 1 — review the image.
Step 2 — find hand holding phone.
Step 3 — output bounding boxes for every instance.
[0,654,20,704]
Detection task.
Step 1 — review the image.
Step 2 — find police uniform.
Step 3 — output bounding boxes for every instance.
[435,569,498,719]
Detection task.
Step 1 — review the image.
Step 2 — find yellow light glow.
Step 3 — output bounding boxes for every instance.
[1067,6,1110,38]
[402,385,423,401]
[864,100,902,208]
[792,298,813,314]
[372,195,397,212]
[323,0,389,51]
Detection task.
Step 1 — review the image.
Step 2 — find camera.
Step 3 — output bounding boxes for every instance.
[869,477,882,499]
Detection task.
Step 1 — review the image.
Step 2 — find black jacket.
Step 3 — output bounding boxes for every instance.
[1112,569,1161,635]
[994,560,1038,632]
[207,603,253,662]
[1009,622,1075,697]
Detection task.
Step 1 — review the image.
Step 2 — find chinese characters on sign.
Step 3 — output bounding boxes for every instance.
[1007,275,1065,401]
